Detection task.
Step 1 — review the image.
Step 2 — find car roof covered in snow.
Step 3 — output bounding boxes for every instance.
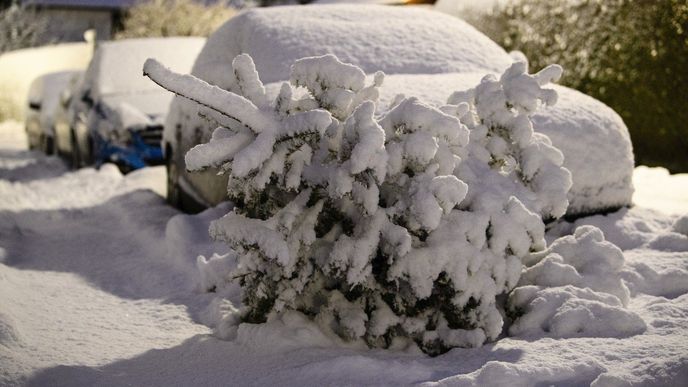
[191,4,513,87]
[27,70,82,105]
[86,37,205,97]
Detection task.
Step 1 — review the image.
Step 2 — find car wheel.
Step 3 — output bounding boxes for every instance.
[82,135,95,166]
[41,134,55,155]
[166,150,182,208]
[70,131,80,169]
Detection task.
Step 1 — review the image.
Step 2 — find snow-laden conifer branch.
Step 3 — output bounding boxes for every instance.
[143,58,277,133]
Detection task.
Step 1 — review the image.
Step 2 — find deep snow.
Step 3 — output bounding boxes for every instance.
[1,121,687,386]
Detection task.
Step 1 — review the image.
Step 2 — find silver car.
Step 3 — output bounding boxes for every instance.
[25,70,82,155]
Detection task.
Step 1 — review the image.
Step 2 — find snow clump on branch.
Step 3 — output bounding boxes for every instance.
[144,54,573,355]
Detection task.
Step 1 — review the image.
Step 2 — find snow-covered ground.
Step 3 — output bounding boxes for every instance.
[1,121,687,386]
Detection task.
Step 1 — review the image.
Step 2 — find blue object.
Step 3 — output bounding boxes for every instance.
[94,129,163,171]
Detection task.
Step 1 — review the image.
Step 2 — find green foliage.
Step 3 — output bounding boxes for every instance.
[115,0,237,39]
[471,0,688,172]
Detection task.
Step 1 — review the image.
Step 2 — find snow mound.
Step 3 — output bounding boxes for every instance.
[164,202,233,283]
[510,226,645,338]
[524,225,630,304]
[437,356,605,387]
[622,250,688,299]
[0,150,68,182]
[569,206,685,251]
[0,264,210,386]
[546,204,688,301]
[0,163,166,211]
[235,311,338,351]
[508,285,646,338]
[673,215,688,236]
[193,5,511,86]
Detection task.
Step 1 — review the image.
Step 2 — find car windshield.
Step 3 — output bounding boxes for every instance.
[100,92,174,120]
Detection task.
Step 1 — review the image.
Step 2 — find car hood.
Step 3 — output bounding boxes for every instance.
[100,91,174,127]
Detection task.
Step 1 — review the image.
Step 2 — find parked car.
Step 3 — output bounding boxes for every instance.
[69,37,205,171]
[52,70,84,163]
[163,5,634,217]
[25,70,82,155]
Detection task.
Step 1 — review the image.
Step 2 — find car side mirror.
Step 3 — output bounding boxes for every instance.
[81,90,93,106]
[28,100,41,110]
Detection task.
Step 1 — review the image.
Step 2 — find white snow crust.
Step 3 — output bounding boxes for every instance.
[191,5,512,86]
[0,125,687,385]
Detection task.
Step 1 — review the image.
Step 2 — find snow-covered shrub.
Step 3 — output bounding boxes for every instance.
[115,0,236,39]
[446,61,571,221]
[508,225,646,338]
[0,1,48,54]
[144,54,570,354]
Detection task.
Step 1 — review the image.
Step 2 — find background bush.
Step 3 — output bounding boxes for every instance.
[115,0,236,39]
[0,0,47,54]
[468,0,688,172]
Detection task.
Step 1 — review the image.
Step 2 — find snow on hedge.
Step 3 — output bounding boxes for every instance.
[144,52,649,354]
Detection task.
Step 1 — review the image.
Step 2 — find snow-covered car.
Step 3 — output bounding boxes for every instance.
[163,5,634,217]
[52,70,84,163]
[70,37,205,171]
[25,70,82,155]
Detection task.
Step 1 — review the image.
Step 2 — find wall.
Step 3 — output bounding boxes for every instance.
[0,42,92,120]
